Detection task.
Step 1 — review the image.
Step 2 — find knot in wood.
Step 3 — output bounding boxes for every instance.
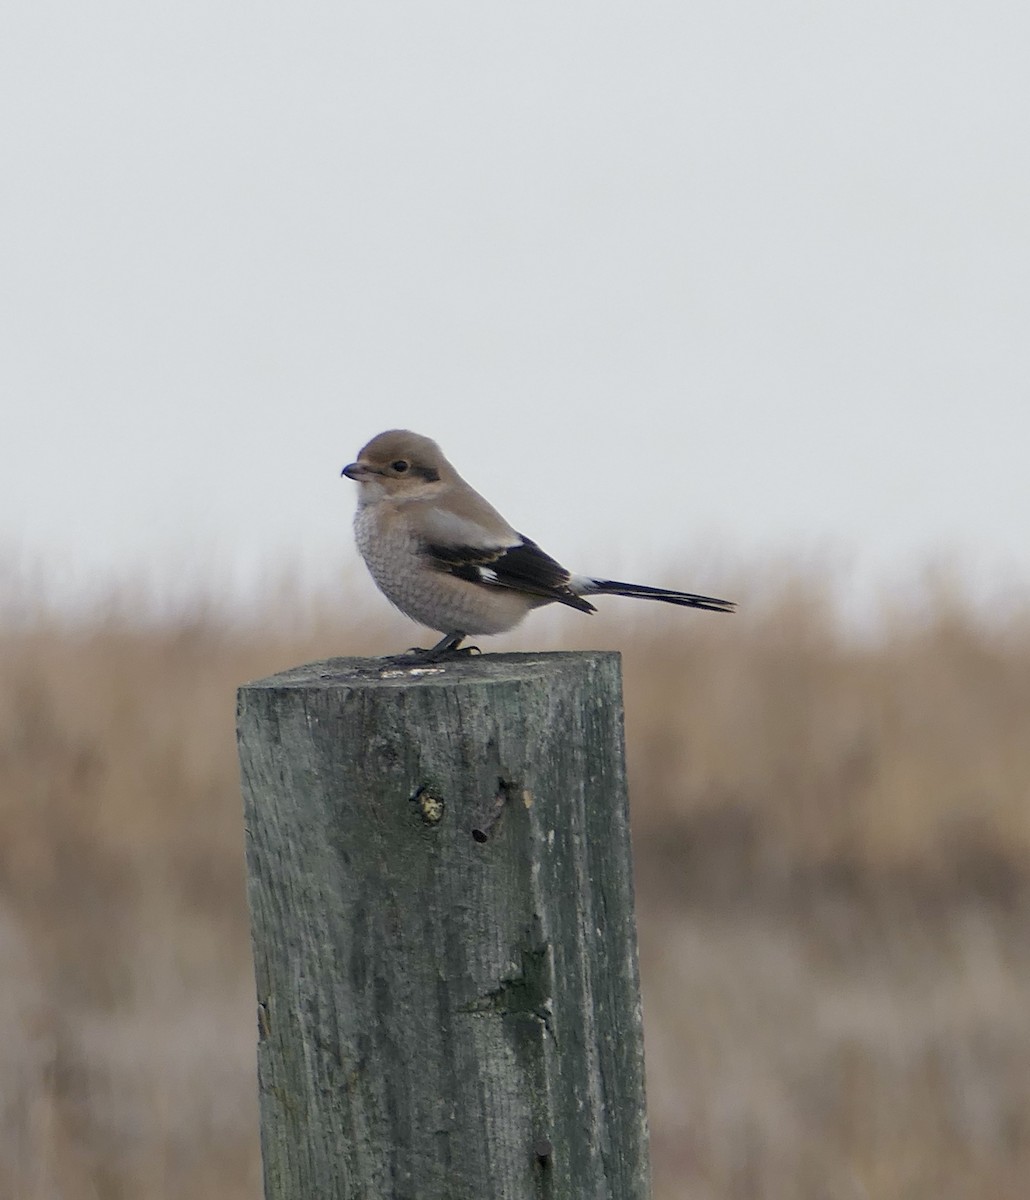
[411,786,445,825]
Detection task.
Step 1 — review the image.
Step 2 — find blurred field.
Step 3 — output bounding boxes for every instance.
[1,569,1029,1199]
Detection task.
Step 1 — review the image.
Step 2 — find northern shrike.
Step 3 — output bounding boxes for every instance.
[342,429,734,657]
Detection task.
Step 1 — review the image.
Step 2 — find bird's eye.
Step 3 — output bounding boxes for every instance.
[391,460,410,473]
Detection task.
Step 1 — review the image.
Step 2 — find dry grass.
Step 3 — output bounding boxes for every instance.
[1,569,1029,1199]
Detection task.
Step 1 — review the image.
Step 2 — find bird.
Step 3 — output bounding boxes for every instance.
[341,429,734,658]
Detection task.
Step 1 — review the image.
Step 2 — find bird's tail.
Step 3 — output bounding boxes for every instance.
[580,578,735,614]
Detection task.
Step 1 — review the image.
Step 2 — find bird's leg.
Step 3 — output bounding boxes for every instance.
[420,631,482,659]
[428,630,466,655]
[394,630,481,664]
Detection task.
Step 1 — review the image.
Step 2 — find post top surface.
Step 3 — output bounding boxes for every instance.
[239,650,620,692]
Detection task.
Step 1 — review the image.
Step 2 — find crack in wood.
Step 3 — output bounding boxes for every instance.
[471,776,516,843]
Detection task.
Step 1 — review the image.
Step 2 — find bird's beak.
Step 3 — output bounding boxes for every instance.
[341,461,371,480]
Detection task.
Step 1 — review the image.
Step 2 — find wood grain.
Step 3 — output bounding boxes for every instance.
[237,651,651,1199]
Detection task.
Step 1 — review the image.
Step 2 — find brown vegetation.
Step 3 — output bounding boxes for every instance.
[1,571,1029,1199]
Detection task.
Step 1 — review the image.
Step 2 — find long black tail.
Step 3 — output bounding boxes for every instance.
[584,579,735,614]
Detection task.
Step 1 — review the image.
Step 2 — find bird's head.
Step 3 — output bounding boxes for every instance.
[341,430,449,501]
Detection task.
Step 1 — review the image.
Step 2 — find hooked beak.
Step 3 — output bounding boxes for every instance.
[341,461,373,480]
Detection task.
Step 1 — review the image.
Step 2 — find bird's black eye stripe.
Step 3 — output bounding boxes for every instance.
[386,459,439,481]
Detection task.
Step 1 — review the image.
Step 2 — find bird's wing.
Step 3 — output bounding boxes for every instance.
[423,533,596,614]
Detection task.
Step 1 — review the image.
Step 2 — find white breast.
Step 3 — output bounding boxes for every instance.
[352,506,531,636]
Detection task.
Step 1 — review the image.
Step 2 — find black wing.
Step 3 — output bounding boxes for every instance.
[424,534,596,614]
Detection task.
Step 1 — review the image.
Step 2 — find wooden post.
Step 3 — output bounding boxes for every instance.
[237,651,651,1200]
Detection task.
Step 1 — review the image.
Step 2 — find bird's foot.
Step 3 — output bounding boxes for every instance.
[401,645,481,664]
[383,631,481,665]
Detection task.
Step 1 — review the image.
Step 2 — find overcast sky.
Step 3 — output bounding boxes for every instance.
[3,2,1028,616]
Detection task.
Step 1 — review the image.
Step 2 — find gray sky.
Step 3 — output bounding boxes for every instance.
[3,2,1028,615]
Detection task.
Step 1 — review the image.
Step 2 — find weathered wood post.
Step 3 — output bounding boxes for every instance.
[236,651,651,1199]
